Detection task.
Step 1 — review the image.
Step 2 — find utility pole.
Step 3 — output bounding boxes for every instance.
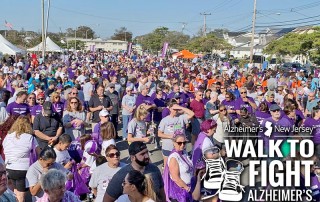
[250,0,257,64]
[200,12,211,36]
[41,0,45,61]
[74,28,77,50]
[179,22,187,33]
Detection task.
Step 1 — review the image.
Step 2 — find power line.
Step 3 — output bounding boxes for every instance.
[256,13,320,25]
[256,18,320,27]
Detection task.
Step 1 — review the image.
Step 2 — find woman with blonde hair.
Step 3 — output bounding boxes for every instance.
[118,170,157,202]
[50,91,64,118]
[127,105,152,144]
[63,97,85,140]
[100,122,116,156]
[3,116,38,202]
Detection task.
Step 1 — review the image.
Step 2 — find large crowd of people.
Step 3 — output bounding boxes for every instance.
[0,51,319,202]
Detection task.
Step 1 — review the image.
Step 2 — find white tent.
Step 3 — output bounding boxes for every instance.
[28,37,62,52]
[0,34,25,55]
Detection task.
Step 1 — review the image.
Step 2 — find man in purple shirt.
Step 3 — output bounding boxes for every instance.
[235,87,257,115]
[260,104,292,162]
[31,92,45,123]
[6,91,30,116]
[135,84,156,123]
[167,84,188,107]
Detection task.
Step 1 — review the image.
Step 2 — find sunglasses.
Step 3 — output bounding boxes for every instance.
[220,109,226,112]
[272,109,281,112]
[71,92,78,95]
[54,96,60,99]
[198,94,203,96]
[37,98,44,101]
[176,141,187,146]
[240,92,247,94]
[70,102,78,104]
[107,152,120,158]
[110,87,115,89]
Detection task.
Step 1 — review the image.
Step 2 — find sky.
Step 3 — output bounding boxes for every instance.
[2,0,320,39]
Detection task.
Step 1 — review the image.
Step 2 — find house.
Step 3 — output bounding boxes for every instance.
[228,28,294,59]
[65,37,128,51]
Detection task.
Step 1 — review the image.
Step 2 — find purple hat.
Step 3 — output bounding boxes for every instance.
[200,120,217,132]
[56,84,63,90]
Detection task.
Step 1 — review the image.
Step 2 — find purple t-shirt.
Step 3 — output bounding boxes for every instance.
[255,110,271,125]
[167,92,188,106]
[153,98,166,122]
[151,92,167,101]
[260,117,292,148]
[52,102,64,117]
[303,117,320,144]
[221,100,237,119]
[235,97,255,114]
[31,105,42,116]
[162,107,170,118]
[6,102,30,116]
[135,94,155,122]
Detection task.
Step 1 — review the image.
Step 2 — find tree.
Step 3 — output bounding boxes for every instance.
[163,31,190,50]
[76,26,95,39]
[184,33,233,53]
[111,27,132,42]
[263,27,320,64]
[66,40,85,50]
[136,27,169,53]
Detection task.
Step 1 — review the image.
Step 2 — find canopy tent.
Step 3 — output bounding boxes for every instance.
[27,37,62,52]
[172,49,196,59]
[0,34,25,55]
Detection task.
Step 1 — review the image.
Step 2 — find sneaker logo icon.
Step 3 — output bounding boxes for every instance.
[202,147,244,201]
[264,121,273,137]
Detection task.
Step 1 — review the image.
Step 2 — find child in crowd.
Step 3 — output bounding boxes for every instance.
[53,134,74,169]
[100,122,116,157]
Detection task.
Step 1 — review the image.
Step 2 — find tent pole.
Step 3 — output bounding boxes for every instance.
[41,0,45,63]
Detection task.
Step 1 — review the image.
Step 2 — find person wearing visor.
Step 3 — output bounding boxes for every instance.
[33,101,63,150]
[103,141,165,202]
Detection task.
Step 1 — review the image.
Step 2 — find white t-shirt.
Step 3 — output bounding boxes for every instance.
[116,194,155,202]
[202,137,214,153]
[3,132,38,170]
[2,66,9,74]
[54,148,72,166]
[168,152,193,185]
[83,82,93,101]
[89,162,126,202]
[101,139,116,156]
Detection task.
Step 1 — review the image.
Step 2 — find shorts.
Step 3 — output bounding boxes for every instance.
[162,149,171,157]
[7,169,28,192]
[191,118,203,135]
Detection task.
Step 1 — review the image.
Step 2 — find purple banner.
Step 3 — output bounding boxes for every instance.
[127,42,132,56]
[161,42,169,58]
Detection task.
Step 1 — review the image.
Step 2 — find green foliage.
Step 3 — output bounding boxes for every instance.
[66,40,86,50]
[183,33,233,53]
[263,26,320,64]
[111,27,132,42]
[64,26,95,39]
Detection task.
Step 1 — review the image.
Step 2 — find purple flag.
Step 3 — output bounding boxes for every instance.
[161,42,169,58]
[127,42,132,56]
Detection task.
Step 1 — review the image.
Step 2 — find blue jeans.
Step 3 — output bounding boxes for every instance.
[122,115,132,139]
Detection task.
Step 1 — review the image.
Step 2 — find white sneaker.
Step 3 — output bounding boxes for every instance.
[218,159,244,201]
[202,148,225,190]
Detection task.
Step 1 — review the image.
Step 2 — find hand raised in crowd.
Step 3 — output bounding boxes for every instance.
[197,169,206,181]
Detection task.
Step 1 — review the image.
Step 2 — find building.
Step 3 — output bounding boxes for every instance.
[65,37,128,52]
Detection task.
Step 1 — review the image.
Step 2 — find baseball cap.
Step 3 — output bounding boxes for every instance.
[270,104,281,111]
[266,91,275,97]
[37,92,45,99]
[99,109,109,117]
[42,101,53,116]
[128,141,147,156]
